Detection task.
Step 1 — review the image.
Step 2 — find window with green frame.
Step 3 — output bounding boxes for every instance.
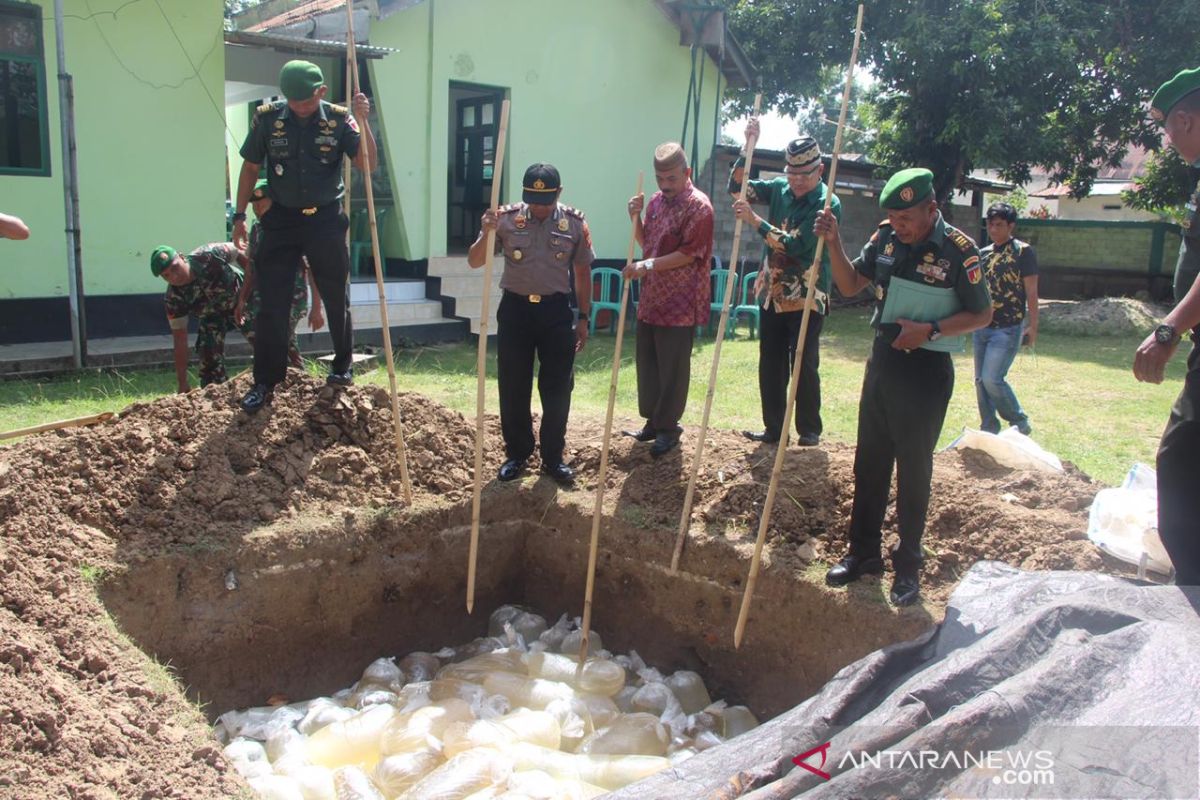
[0,1,49,176]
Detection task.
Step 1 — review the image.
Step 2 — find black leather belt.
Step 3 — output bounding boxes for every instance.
[504,290,567,304]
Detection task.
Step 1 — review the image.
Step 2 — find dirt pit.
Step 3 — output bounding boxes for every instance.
[0,373,1134,798]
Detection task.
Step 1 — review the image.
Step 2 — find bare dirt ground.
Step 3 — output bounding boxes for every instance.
[0,373,1133,798]
[1039,296,1170,336]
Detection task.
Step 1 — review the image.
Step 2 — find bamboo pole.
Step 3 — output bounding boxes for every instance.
[465,99,512,615]
[345,0,413,504]
[734,4,865,649]
[0,412,113,441]
[671,92,762,575]
[579,173,644,664]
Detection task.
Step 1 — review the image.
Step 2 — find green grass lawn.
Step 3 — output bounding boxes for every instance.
[0,309,1183,486]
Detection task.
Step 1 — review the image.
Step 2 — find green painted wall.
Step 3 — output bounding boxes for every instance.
[370,0,724,260]
[0,0,225,300]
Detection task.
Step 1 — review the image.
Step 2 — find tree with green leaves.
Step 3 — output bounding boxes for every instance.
[723,0,1200,218]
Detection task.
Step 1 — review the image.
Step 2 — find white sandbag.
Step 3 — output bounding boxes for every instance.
[945,427,1063,473]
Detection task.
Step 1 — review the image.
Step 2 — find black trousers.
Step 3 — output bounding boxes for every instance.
[847,338,954,574]
[759,305,824,438]
[253,203,353,385]
[635,321,695,431]
[1157,343,1200,585]
[497,291,576,464]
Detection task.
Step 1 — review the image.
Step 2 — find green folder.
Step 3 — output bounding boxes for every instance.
[879,276,965,352]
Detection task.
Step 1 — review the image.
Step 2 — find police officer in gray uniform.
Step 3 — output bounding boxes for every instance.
[231,60,377,413]
[468,164,595,484]
[815,168,993,606]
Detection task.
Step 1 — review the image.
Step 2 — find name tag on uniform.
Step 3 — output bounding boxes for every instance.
[876,254,895,267]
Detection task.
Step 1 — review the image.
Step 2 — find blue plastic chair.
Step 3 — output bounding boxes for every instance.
[732,270,761,339]
[589,267,627,334]
[707,268,734,335]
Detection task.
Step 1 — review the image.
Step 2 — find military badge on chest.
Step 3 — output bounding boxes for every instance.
[916,253,949,284]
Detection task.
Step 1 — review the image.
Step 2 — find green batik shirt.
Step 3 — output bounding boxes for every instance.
[853,212,992,328]
[728,168,838,314]
[979,238,1038,328]
[163,243,244,330]
[240,100,361,209]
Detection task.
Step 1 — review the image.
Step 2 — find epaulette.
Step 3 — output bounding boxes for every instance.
[562,205,586,220]
[948,228,976,252]
[255,100,285,116]
[328,103,349,115]
[498,203,522,214]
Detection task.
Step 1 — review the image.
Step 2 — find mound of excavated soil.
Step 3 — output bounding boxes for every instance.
[1039,296,1170,337]
[0,373,1131,798]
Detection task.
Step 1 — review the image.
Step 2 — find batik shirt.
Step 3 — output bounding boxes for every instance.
[636,180,714,327]
[980,238,1038,329]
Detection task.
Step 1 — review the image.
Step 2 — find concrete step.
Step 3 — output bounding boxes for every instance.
[348,279,425,305]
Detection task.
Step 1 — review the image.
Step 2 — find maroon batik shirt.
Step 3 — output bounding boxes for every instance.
[637,180,714,327]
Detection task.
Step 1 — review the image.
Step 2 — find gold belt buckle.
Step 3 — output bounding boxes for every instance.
[301,207,318,216]
[529,294,542,303]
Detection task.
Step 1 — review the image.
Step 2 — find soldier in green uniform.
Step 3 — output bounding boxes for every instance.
[729,121,841,447]
[235,179,324,370]
[152,243,251,392]
[1133,66,1200,585]
[814,168,993,605]
[231,60,377,413]
[468,163,595,485]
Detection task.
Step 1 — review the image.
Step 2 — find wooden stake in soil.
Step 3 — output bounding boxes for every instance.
[671,92,762,575]
[0,412,113,441]
[344,0,413,504]
[734,4,865,650]
[579,173,644,664]
[466,98,512,615]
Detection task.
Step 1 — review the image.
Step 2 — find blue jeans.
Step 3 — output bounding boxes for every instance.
[973,324,1029,434]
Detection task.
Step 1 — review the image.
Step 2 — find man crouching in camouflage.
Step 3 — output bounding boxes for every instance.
[151,242,254,392]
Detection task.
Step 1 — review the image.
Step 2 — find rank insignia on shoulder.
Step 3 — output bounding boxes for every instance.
[329,104,348,115]
[950,231,975,252]
[562,205,585,220]
[558,218,569,232]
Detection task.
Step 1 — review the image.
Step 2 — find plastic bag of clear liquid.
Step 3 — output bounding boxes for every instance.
[443,707,563,758]
[559,629,602,658]
[248,774,305,800]
[482,672,577,710]
[945,427,1063,472]
[217,704,304,742]
[489,606,549,644]
[332,764,385,799]
[665,671,711,714]
[300,699,356,737]
[398,652,441,683]
[378,698,474,756]
[1087,462,1173,575]
[292,765,337,800]
[359,657,405,691]
[438,651,527,684]
[522,651,626,697]
[373,749,442,799]
[506,742,670,790]
[306,703,397,769]
[575,712,670,757]
[396,747,514,800]
[717,705,760,738]
[503,769,608,799]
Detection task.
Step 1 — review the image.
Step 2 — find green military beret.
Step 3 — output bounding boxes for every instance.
[279,60,324,101]
[880,167,934,210]
[150,245,176,277]
[1151,66,1200,122]
[251,179,269,201]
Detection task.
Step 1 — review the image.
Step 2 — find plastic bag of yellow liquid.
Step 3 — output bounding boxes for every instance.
[506,742,670,790]
[543,698,593,752]
[438,651,527,684]
[396,747,513,800]
[373,749,442,799]
[248,774,305,800]
[267,727,310,776]
[482,672,576,710]
[576,712,670,757]
[332,765,385,799]
[442,708,562,758]
[379,698,474,756]
[665,670,712,714]
[429,677,489,709]
[502,769,608,800]
[299,699,356,736]
[398,652,441,683]
[307,704,397,770]
[718,705,759,739]
[292,765,337,800]
[522,652,626,697]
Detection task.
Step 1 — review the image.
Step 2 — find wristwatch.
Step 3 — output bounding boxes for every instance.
[1154,323,1179,346]
[231,212,247,223]
[577,309,590,323]
[928,320,942,341]
[642,258,655,272]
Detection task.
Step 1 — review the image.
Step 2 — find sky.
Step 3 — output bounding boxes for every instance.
[722,109,801,151]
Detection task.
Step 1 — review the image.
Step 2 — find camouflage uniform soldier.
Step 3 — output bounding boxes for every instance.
[235,180,324,369]
[152,243,251,391]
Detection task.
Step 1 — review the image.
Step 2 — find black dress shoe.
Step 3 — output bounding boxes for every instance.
[541,462,575,484]
[239,383,273,414]
[650,429,681,458]
[622,425,656,442]
[742,430,780,443]
[497,459,525,482]
[824,555,885,586]
[327,369,354,386]
[798,432,821,447]
[889,573,921,606]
